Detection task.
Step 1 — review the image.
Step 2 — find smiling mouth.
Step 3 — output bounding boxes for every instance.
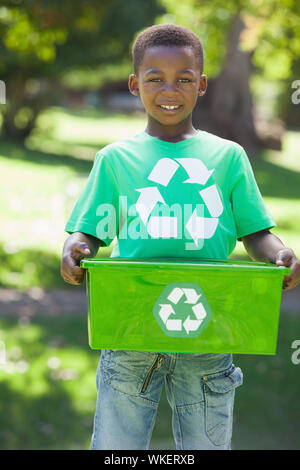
[158,104,182,111]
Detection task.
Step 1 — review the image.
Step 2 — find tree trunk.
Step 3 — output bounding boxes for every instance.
[1,71,59,143]
[1,69,28,141]
[192,13,282,156]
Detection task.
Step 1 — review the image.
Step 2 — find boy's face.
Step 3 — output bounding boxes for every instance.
[129,45,207,130]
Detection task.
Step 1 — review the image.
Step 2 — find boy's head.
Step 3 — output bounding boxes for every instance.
[132,24,204,76]
[128,24,206,132]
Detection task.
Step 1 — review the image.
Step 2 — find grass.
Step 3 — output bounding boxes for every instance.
[0,311,299,450]
[27,107,147,162]
[0,315,99,450]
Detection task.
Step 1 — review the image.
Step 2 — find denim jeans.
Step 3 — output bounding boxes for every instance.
[90,350,243,450]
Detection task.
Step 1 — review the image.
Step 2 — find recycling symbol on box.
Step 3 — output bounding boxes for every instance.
[153,283,212,338]
[135,157,223,247]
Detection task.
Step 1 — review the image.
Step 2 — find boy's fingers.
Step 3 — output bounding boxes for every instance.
[282,276,291,290]
[61,240,92,285]
[68,262,85,278]
[73,242,91,257]
[275,248,293,266]
[63,243,90,270]
[61,255,86,284]
[277,251,300,290]
[63,265,85,285]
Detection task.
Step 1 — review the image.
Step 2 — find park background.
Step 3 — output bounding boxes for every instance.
[0,0,299,450]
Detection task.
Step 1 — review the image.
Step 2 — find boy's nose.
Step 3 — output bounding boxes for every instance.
[161,82,179,95]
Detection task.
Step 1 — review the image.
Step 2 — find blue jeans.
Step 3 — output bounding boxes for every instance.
[90,350,243,450]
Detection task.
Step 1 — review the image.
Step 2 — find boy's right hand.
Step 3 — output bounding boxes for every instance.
[61,242,91,285]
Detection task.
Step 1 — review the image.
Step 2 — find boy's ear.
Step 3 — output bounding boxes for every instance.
[198,74,207,96]
[128,74,139,96]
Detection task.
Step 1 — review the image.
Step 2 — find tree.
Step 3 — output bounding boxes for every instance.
[193,13,260,152]
[0,0,165,141]
[157,0,300,153]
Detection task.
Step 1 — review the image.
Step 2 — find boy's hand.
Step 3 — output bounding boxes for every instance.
[61,242,91,285]
[242,230,300,291]
[61,232,102,286]
[275,248,300,291]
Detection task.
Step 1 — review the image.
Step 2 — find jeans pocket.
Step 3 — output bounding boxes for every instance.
[203,365,243,446]
[102,350,158,398]
[96,350,111,388]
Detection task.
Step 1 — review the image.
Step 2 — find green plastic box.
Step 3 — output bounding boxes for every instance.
[80,258,290,355]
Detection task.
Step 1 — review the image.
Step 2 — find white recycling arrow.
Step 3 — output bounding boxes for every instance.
[186,209,218,246]
[167,287,184,304]
[183,315,202,334]
[166,318,182,331]
[147,215,178,238]
[148,158,180,186]
[175,158,214,185]
[182,288,201,304]
[135,187,166,225]
[158,304,182,331]
[199,184,223,218]
[192,302,207,320]
[158,304,174,323]
[183,302,207,334]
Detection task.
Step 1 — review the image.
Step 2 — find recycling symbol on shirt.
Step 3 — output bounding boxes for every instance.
[135,157,223,247]
[153,283,212,338]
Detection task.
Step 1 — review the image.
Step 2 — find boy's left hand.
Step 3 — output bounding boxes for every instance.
[275,248,300,290]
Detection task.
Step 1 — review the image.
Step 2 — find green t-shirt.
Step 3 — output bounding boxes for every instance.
[65,130,276,259]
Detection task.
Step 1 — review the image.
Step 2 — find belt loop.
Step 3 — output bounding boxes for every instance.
[169,353,177,375]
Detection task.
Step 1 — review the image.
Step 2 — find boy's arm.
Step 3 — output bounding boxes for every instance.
[61,232,104,285]
[241,229,300,290]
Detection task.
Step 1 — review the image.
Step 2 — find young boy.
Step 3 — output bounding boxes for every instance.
[61,24,300,450]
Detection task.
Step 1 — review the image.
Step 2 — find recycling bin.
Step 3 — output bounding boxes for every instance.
[80,258,290,355]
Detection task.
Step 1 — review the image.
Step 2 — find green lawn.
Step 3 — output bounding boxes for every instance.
[0,315,99,450]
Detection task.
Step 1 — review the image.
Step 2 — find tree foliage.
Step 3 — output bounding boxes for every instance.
[155,0,300,150]
[0,0,165,140]
[156,0,300,80]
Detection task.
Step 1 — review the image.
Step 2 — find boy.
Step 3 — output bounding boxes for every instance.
[61,24,300,450]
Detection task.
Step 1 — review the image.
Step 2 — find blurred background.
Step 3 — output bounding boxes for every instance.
[0,0,299,450]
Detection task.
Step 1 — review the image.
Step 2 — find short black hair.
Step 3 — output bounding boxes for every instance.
[132,24,204,76]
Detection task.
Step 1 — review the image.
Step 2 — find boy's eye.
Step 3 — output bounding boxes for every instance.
[147,78,192,83]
